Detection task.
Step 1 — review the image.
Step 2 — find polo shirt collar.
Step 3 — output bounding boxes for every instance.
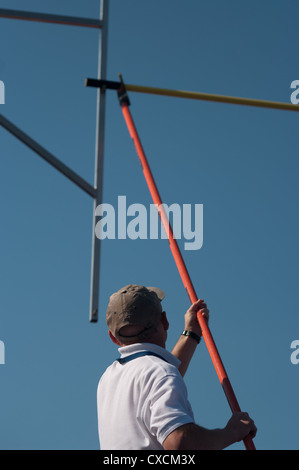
[118,343,181,369]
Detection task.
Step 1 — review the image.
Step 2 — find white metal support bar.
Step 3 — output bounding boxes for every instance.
[0,114,96,198]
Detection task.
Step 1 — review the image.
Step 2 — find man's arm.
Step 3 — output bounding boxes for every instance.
[171,299,209,377]
[163,412,257,450]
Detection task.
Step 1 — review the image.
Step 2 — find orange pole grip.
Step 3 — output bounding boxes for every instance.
[120,103,256,451]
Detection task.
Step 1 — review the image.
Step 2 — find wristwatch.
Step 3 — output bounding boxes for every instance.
[181,330,201,344]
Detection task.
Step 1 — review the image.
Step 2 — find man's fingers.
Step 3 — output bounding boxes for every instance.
[199,307,209,319]
[240,415,257,439]
[200,308,209,315]
[188,300,210,324]
[189,299,207,312]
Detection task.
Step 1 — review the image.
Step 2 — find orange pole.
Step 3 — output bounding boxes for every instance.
[119,99,256,451]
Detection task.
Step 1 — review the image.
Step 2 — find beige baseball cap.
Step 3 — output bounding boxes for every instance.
[106,284,165,342]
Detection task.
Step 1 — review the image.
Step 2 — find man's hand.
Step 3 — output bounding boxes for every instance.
[171,300,257,448]
[172,299,210,377]
[225,412,257,443]
[163,413,257,450]
[184,299,210,338]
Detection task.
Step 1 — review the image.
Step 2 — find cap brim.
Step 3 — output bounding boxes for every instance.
[146,286,165,301]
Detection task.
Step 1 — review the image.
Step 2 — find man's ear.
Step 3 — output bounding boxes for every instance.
[161,311,169,331]
[108,330,121,346]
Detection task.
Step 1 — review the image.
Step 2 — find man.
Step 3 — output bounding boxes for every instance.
[97,284,257,450]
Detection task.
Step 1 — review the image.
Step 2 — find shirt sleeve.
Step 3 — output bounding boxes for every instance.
[143,373,195,446]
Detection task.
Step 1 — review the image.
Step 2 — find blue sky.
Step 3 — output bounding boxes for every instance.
[0,0,298,450]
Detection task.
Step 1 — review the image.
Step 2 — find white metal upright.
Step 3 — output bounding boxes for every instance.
[0,0,109,323]
[89,0,109,322]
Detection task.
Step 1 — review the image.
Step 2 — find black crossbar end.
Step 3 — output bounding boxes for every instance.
[85,78,120,90]
[85,75,131,106]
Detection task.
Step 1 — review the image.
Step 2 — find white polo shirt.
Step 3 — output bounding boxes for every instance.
[97,343,195,450]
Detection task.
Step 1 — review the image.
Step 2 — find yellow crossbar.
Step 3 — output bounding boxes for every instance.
[125,84,299,112]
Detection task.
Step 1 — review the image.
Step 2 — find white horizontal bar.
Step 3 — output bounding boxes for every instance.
[0,8,102,29]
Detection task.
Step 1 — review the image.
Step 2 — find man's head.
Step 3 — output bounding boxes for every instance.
[106,284,168,346]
